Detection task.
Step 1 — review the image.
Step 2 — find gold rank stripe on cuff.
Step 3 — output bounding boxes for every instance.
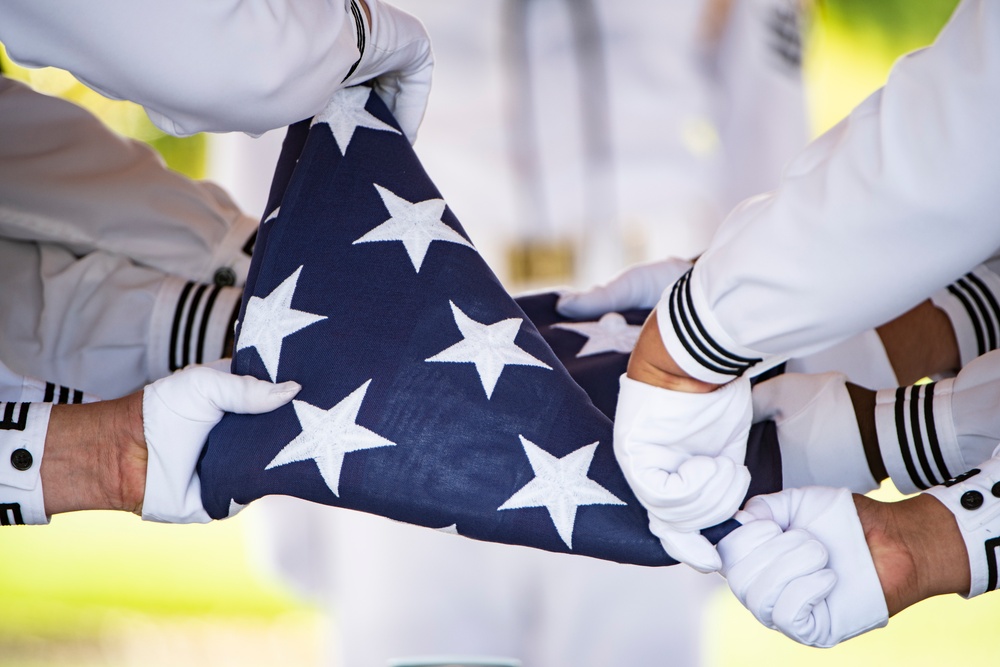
[667,269,762,378]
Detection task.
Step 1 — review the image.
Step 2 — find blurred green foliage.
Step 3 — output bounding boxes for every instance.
[0,45,206,180]
[818,0,960,52]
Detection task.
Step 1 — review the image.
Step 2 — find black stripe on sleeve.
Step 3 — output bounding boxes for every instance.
[57,386,69,405]
[922,381,951,482]
[967,272,1000,348]
[170,282,195,372]
[341,0,367,83]
[43,382,54,403]
[196,285,224,364]
[0,503,24,526]
[957,277,996,352]
[909,384,939,487]
[895,387,927,490]
[667,270,761,377]
[181,284,209,369]
[986,537,1000,592]
[0,403,29,431]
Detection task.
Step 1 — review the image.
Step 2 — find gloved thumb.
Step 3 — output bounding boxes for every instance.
[651,521,722,572]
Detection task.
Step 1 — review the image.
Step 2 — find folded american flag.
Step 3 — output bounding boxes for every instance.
[200,87,780,565]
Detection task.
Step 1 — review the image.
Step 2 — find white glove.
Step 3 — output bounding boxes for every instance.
[344,0,433,143]
[614,374,752,572]
[556,257,693,319]
[752,372,879,493]
[142,365,300,523]
[719,487,888,647]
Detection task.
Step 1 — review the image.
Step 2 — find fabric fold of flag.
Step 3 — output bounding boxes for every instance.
[199,87,781,566]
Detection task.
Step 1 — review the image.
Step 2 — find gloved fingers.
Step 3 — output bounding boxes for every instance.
[650,521,722,572]
[354,0,433,144]
[148,366,300,422]
[742,535,830,626]
[771,570,838,646]
[369,45,433,143]
[718,518,784,574]
[556,258,693,318]
[639,456,750,529]
[724,528,823,601]
[192,368,301,417]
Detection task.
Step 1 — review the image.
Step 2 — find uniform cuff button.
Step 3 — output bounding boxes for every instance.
[961,490,984,510]
[214,267,237,287]
[10,448,32,471]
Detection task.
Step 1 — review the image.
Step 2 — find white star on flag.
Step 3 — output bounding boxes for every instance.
[353,184,475,272]
[311,86,400,152]
[552,313,642,357]
[426,301,551,398]
[499,436,625,549]
[266,380,395,496]
[236,265,327,381]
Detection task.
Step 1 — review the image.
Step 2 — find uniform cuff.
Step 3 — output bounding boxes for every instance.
[875,384,962,495]
[657,269,782,385]
[0,402,52,525]
[148,276,242,380]
[931,265,1000,368]
[208,211,257,288]
[925,452,1000,598]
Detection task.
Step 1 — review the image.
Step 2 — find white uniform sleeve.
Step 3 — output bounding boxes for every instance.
[0,77,257,284]
[0,0,365,137]
[659,0,1000,383]
[0,238,242,399]
[0,359,98,526]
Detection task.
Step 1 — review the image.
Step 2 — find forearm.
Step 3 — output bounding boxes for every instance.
[41,393,147,516]
[0,0,363,136]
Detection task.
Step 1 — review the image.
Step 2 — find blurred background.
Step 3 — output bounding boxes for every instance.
[3,0,994,665]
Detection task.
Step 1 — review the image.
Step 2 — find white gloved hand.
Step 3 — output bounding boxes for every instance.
[614,374,752,572]
[556,257,693,319]
[876,348,1000,493]
[142,365,300,523]
[752,372,879,493]
[719,487,888,647]
[344,0,433,143]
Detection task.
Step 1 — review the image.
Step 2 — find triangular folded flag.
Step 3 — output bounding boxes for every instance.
[200,88,781,566]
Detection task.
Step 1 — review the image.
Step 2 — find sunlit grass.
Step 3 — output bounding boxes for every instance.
[0,511,305,638]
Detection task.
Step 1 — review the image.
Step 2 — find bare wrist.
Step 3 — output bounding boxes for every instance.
[855,493,970,617]
[41,392,147,516]
[626,311,719,393]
